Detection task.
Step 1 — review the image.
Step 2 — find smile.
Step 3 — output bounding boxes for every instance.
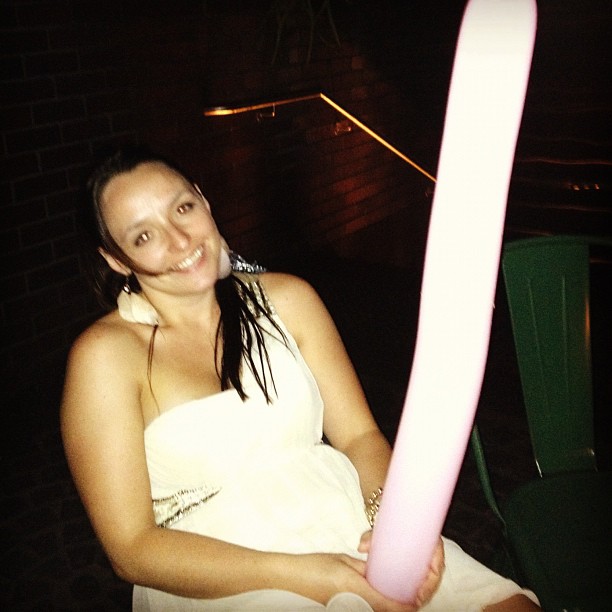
[170,245,205,271]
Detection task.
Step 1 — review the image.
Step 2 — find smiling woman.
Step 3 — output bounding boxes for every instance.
[60,147,540,611]
[91,158,223,280]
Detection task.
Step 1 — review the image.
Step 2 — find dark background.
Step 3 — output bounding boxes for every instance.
[1,1,610,609]
[2,0,609,407]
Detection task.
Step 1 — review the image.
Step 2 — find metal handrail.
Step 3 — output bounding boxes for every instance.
[203,92,436,183]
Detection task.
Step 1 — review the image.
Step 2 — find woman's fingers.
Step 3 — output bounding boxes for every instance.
[415,539,445,607]
[358,530,373,553]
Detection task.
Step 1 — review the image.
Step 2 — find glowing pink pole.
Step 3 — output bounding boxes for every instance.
[366,0,537,602]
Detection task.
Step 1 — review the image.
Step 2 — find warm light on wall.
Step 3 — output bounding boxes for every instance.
[203,92,436,183]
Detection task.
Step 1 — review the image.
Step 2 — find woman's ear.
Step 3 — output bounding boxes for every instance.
[98,247,131,276]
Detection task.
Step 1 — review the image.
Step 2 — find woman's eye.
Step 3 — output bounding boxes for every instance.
[177,202,194,214]
[135,232,151,246]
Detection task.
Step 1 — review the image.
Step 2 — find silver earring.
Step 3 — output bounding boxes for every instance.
[217,238,267,278]
[229,252,266,274]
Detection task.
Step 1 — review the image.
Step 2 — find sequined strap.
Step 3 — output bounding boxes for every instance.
[152,485,221,528]
[249,277,275,316]
[235,274,275,318]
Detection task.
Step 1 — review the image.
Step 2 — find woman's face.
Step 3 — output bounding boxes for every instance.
[99,161,223,296]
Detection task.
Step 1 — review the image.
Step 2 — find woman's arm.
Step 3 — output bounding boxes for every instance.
[263,272,392,497]
[61,317,422,610]
[265,273,539,611]
[264,274,544,610]
[60,321,285,598]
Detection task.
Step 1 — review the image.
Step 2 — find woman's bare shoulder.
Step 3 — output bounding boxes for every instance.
[258,272,330,344]
[68,310,148,369]
[62,312,148,423]
[258,271,318,306]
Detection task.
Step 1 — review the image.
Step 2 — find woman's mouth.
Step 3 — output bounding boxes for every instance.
[169,245,205,271]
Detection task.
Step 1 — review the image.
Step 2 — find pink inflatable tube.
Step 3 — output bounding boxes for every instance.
[365,0,537,603]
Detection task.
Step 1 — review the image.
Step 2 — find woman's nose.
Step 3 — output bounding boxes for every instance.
[166,223,190,250]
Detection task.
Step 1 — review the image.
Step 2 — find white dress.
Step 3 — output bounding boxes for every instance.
[133,281,538,611]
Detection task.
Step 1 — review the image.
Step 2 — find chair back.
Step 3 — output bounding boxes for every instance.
[502,235,597,476]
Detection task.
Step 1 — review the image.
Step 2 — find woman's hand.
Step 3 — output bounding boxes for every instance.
[285,552,427,612]
[358,532,445,608]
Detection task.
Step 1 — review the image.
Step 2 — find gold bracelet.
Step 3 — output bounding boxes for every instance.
[365,487,383,527]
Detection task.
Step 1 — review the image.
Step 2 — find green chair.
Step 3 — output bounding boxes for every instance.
[471,235,612,611]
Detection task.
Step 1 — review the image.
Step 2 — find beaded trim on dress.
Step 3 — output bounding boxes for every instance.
[152,485,221,528]
[236,274,275,318]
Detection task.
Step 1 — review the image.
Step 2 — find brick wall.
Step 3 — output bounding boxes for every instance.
[1,1,441,402]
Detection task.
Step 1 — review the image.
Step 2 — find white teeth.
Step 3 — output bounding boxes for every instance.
[172,246,204,271]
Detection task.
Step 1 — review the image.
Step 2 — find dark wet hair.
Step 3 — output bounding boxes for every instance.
[84,146,285,404]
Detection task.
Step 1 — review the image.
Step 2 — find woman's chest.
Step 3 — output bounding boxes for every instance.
[140,331,223,423]
[143,337,325,485]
